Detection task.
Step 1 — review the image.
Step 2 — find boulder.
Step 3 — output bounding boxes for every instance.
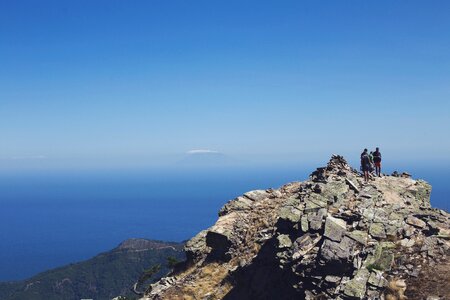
[321,236,357,262]
[343,268,370,299]
[185,230,208,262]
[309,215,324,231]
[292,233,322,260]
[324,215,347,242]
[406,215,427,228]
[346,230,368,245]
[367,271,387,288]
[244,190,270,201]
[345,178,359,193]
[300,215,309,232]
[219,196,253,216]
[277,234,292,249]
[369,223,386,239]
[206,229,233,261]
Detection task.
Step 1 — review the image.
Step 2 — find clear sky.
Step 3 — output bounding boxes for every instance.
[1,1,449,171]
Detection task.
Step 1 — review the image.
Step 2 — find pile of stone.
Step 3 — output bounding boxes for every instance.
[140,155,449,300]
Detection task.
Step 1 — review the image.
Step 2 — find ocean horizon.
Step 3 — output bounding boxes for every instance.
[0,163,448,281]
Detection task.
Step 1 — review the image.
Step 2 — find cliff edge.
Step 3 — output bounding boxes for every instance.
[142,155,449,300]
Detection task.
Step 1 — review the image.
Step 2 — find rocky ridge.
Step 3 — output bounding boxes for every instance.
[141,156,449,300]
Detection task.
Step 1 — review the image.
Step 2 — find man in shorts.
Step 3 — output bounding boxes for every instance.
[373,147,382,177]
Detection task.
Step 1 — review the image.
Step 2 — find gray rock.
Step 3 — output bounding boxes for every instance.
[321,236,356,262]
[399,238,415,248]
[301,215,309,232]
[343,268,370,299]
[403,224,416,237]
[345,178,359,193]
[277,234,292,249]
[244,190,270,201]
[206,229,232,261]
[309,215,324,231]
[219,196,253,216]
[185,230,208,261]
[292,233,322,260]
[346,230,368,245]
[325,275,341,284]
[367,245,394,271]
[369,223,386,239]
[406,215,426,228]
[277,206,302,228]
[367,271,387,287]
[324,216,347,242]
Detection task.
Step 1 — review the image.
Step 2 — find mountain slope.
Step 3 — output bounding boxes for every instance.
[0,239,185,300]
[141,155,449,300]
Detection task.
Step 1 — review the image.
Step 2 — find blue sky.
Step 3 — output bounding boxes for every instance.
[1,1,449,170]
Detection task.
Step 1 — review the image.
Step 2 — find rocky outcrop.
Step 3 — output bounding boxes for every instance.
[141,155,449,300]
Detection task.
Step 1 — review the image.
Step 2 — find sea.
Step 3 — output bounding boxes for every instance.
[0,163,448,281]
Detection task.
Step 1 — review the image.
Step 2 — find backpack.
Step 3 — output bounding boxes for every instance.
[361,153,370,165]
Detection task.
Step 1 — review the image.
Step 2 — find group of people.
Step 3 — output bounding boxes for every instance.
[360,147,382,183]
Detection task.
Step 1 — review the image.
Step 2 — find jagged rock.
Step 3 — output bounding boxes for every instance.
[402,172,411,178]
[367,271,388,287]
[277,234,292,249]
[325,275,342,284]
[324,215,347,242]
[292,233,322,259]
[184,230,208,262]
[321,236,357,262]
[140,155,447,300]
[406,215,427,228]
[345,178,359,193]
[346,230,368,245]
[219,196,253,216]
[244,190,270,201]
[300,215,309,232]
[369,223,387,239]
[399,238,415,248]
[308,210,326,231]
[343,268,370,299]
[367,244,394,271]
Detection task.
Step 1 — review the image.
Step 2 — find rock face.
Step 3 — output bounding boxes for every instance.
[141,155,450,300]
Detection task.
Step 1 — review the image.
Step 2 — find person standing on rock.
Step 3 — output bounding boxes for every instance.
[373,147,382,177]
[369,151,375,173]
[360,149,371,183]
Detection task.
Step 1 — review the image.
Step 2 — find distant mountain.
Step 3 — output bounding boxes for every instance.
[178,150,238,167]
[0,239,185,300]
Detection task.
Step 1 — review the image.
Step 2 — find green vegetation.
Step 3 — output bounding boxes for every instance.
[0,239,185,300]
[166,256,181,269]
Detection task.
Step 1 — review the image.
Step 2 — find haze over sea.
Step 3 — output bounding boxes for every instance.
[0,159,448,281]
[1,0,449,284]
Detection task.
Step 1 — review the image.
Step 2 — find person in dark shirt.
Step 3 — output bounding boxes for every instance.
[373,147,382,177]
[360,148,371,183]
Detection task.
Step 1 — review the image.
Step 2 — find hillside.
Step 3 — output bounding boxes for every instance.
[141,155,449,300]
[0,239,185,300]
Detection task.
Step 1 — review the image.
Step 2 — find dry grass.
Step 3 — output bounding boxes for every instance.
[179,263,232,300]
[385,278,407,300]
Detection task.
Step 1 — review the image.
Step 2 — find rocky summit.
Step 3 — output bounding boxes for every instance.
[141,156,449,300]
